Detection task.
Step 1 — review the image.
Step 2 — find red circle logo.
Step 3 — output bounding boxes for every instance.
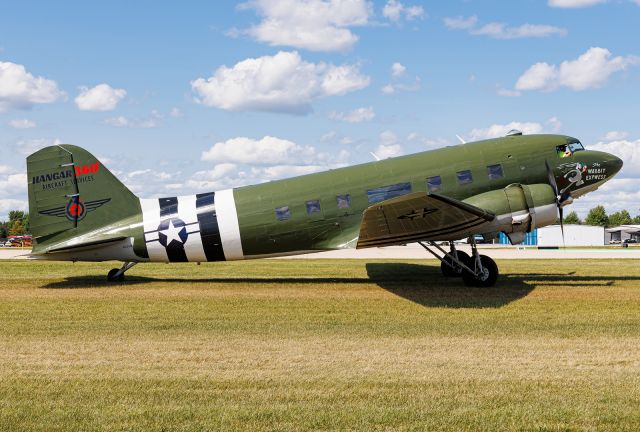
[65,198,86,221]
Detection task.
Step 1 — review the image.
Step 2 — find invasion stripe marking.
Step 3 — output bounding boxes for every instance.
[140,198,169,262]
[158,197,188,262]
[159,197,178,217]
[177,195,207,262]
[196,192,225,262]
[215,189,244,260]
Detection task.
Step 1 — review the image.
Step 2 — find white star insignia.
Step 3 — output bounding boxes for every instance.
[164,219,185,245]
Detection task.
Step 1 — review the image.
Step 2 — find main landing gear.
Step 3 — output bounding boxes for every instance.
[107,262,137,282]
[418,239,499,287]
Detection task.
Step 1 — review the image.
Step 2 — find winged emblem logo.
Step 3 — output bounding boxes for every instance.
[39,197,111,222]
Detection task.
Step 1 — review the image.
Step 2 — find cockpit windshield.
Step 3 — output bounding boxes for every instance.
[568,142,584,152]
[556,141,585,158]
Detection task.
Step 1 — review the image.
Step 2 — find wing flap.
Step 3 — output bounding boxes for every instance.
[356,192,495,248]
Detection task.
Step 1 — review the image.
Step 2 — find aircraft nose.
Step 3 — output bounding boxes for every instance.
[605,153,623,177]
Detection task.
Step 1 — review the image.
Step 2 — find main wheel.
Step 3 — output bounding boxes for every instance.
[107,268,124,282]
[441,251,471,277]
[462,255,498,287]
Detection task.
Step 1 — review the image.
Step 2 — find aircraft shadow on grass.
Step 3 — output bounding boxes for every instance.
[365,263,540,308]
[41,263,636,309]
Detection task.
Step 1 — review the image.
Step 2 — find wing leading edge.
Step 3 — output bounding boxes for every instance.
[356,192,495,249]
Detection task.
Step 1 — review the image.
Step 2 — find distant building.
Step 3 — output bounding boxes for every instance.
[605,225,640,244]
[499,224,605,247]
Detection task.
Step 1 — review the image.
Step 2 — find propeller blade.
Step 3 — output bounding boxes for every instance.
[559,206,565,247]
[546,160,567,246]
[545,160,559,197]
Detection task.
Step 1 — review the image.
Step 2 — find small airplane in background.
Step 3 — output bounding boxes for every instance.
[26,131,622,286]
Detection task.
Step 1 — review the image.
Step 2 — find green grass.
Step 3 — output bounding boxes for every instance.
[1,259,640,431]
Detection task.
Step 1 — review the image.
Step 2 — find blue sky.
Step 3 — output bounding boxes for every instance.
[1,0,639,219]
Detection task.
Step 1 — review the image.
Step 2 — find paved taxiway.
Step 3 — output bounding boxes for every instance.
[2,244,640,260]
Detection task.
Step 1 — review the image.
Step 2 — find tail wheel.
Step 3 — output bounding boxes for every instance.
[107,268,124,282]
[441,251,471,277]
[462,255,499,287]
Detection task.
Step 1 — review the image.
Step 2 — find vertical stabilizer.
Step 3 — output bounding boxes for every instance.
[27,145,140,253]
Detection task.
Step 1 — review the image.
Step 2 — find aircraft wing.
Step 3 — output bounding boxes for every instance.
[356,192,495,248]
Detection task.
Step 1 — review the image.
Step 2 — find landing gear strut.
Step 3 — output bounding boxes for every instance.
[107,262,137,282]
[418,239,499,287]
[440,242,471,277]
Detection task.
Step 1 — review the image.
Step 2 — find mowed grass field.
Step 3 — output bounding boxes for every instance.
[1,259,640,431]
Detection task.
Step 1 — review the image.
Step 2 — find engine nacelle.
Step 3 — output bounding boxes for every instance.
[463,184,558,244]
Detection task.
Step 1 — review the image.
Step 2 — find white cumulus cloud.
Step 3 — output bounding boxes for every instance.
[472,23,567,39]
[188,135,351,191]
[374,130,403,159]
[383,0,425,22]
[191,51,370,114]
[201,135,317,165]
[8,119,36,129]
[391,62,406,77]
[0,198,28,220]
[515,47,639,92]
[329,106,375,123]
[444,16,566,39]
[74,83,127,111]
[0,173,27,198]
[443,16,478,30]
[590,138,640,177]
[241,0,371,52]
[381,79,420,95]
[603,131,629,141]
[497,87,522,97]
[0,62,63,112]
[169,107,183,118]
[104,111,162,128]
[382,62,420,94]
[15,138,63,156]
[466,118,563,141]
[467,122,545,141]
[548,0,607,7]
[571,178,640,218]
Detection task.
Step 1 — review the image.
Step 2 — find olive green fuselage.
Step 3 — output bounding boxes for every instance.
[231,134,608,257]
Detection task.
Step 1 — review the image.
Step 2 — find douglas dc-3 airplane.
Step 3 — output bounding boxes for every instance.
[26,131,622,286]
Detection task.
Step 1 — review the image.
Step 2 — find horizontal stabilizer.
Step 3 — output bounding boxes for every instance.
[30,235,127,255]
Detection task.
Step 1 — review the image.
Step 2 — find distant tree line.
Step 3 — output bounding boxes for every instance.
[0,211,30,238]
[0,205,637,237]
[563,207,640,228]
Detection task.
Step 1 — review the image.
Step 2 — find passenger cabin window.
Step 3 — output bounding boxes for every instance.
[556,141,585,158]
[427,176,442,193]
[275,206,291,221]
[336,194,351,209]
[367,182,412,204]
[306,199,321,215]
[456,170,473,185]
[487,164,504,180]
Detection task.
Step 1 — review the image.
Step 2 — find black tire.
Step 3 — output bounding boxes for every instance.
[441,251,471,277]
[107,268,124,282]
[462,255,499,287]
